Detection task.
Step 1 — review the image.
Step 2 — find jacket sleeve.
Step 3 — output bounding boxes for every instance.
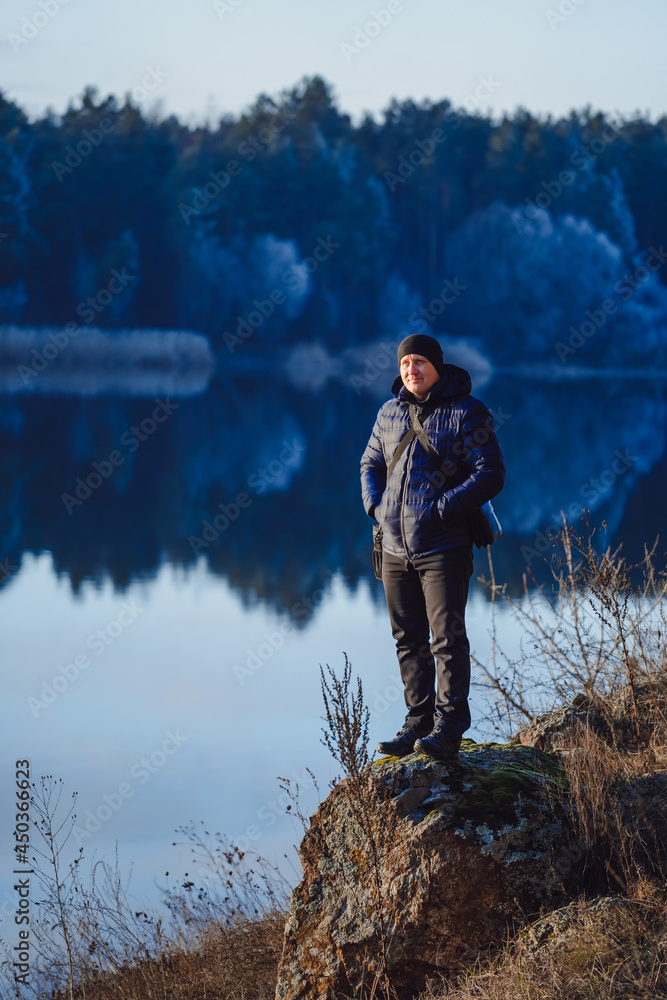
[436,400,505,517]
[360,417,387,520]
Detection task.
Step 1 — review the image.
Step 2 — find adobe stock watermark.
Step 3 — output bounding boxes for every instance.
[0,888,25,929]
[384,78,501,192]
[235,102,297,161]
[370,612,477,722]
[349,339,401,394]
[27,600,144,717]
[545,0,588,31]
[369,675,403,721]
[213,0,246,17]
[179,103,297,224]
[61,398,179,514]
[223,234,340,353]
[422,407,512,500]
[348,274,468,395]
[521,449,637,566]
[0,556,19,586]
[178,162,242,223]
[340,1,409,63]
[232,571,339,684]
[555,245,667,362]
[52,118,120,182]
[406,276,468,332]
[8,0,73,53]
[512,124,620,232]
[51,67,168,182]
[384,110,460,192]
[189,438,306,555]
[228,767,316,854]
[17,267,137,386]
[72,730,189,846]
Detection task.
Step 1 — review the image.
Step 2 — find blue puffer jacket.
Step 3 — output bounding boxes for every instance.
[360,364,505,558]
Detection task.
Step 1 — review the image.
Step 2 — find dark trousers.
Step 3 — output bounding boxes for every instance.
[382,545,474,738]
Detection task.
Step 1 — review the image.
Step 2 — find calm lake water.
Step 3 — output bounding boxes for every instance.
[2,335,667,917]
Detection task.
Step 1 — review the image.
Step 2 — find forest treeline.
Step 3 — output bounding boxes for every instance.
[2,75,667,364]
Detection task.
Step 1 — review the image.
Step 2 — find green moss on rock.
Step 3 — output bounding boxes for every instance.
[374,737,567,833]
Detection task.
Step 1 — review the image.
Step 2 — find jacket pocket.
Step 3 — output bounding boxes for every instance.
[373,492,386,523]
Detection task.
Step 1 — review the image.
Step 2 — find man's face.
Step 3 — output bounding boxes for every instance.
[400,354,441,399]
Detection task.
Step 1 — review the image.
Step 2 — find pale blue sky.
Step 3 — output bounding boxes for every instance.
[0,0,665,124]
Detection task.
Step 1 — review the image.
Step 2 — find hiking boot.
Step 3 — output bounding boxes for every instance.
[377,725,428,757]
[413,726,461,761]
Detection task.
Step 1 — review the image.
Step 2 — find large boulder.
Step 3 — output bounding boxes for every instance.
[276,740,583,1000]
[512,675,667,751]
[511,693,616,750]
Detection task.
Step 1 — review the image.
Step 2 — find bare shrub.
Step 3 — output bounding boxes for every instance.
[0,780,288,1000]
[320,654,398,1000]
[475,519,667,751]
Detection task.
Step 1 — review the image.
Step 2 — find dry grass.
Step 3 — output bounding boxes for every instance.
[53,910,286,1000]
[555,726,667,889]
[421,881,667,1000]
[0,803,289,1000]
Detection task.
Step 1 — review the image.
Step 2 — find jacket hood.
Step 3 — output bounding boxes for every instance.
[392,363,472,402]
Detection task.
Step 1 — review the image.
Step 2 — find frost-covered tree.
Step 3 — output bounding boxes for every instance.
[179,230,309,344]
[444,201,667,366]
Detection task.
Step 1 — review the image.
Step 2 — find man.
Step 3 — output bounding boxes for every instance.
[360,334,505,760]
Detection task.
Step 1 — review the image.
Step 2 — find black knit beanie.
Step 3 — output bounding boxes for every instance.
[397,334,445,375]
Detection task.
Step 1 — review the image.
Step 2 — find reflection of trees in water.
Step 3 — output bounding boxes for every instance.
[482,376,667,592]
[494,377,666,534]
[0,375,665,614]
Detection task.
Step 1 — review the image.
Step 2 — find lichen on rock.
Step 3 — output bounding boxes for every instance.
[276,739,583,1000]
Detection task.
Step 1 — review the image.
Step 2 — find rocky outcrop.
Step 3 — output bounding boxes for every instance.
[511,693,615,750]
[520,894,631,957]
[512,677,667,751]
[276,740,584,1000]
